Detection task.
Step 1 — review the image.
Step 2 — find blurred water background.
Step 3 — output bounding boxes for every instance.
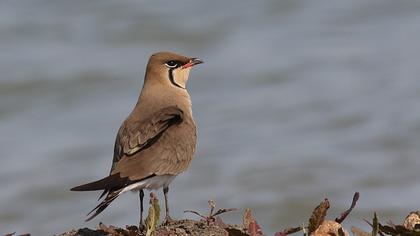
[1,0,420,235]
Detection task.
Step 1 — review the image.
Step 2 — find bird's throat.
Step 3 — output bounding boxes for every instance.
[168,68,185,89]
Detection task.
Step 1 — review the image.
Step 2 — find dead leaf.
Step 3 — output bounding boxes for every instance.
[377,222,420,236]
[311,220,349,236]
[243,208,252,229]
[274,226,303,236]
[248,220,264,236]
[145,192,160,236]
[242,208,264,236]
[404,212,420,231]
[308,198,330,235]
[213,208,237,217]
[335,192,359,224]
[274,232,287,236]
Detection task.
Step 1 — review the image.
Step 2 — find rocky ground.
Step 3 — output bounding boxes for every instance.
[6,192,420,236]
[58,219,245,236]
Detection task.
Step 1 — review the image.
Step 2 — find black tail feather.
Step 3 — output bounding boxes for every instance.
[71,174,128,192]
[98,189,108,200]
[72,174,156,220]
[85,190,121,221]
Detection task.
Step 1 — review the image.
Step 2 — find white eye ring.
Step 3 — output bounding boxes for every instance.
[165,61,178,68]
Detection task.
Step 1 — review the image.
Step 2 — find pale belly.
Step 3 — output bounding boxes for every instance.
[120,175,176,194]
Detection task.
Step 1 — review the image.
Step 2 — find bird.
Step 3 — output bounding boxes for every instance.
[71,51,203,227]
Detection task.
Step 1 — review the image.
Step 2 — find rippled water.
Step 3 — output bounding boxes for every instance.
[1,0,420,235]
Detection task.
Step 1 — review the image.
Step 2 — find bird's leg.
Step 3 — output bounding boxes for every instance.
[138,189,145,231]
[163,186,173,224]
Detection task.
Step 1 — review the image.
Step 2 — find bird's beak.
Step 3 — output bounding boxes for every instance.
[181,58,204,69]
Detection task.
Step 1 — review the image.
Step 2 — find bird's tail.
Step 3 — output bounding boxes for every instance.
[85,189,122,221]
[70,174,127,192]
[71,174,154,220]
[71,174,129,220]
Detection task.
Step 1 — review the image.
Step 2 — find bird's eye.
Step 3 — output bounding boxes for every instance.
[165,60,178,68]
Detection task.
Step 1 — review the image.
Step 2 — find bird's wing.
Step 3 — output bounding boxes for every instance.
[112,106,196,181]
[112,106,184,167]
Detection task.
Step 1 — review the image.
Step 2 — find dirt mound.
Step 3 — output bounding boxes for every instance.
[58,219,244,236]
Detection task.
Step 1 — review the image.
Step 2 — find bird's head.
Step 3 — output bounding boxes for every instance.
[145,51,203,89]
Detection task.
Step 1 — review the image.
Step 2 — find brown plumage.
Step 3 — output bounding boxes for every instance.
[71,52,203,225]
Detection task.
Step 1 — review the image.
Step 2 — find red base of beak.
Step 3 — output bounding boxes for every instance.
[182,58,203,69]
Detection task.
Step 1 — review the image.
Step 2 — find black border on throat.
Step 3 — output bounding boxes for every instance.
[168,68,185,89]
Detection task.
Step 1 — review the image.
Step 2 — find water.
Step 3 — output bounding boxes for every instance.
[1,0,420,235]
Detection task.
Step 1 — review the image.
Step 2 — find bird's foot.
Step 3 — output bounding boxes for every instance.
[138,221,145,232]
[162,215,174,225]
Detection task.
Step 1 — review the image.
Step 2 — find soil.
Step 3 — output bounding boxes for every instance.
[57,219,246,236]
